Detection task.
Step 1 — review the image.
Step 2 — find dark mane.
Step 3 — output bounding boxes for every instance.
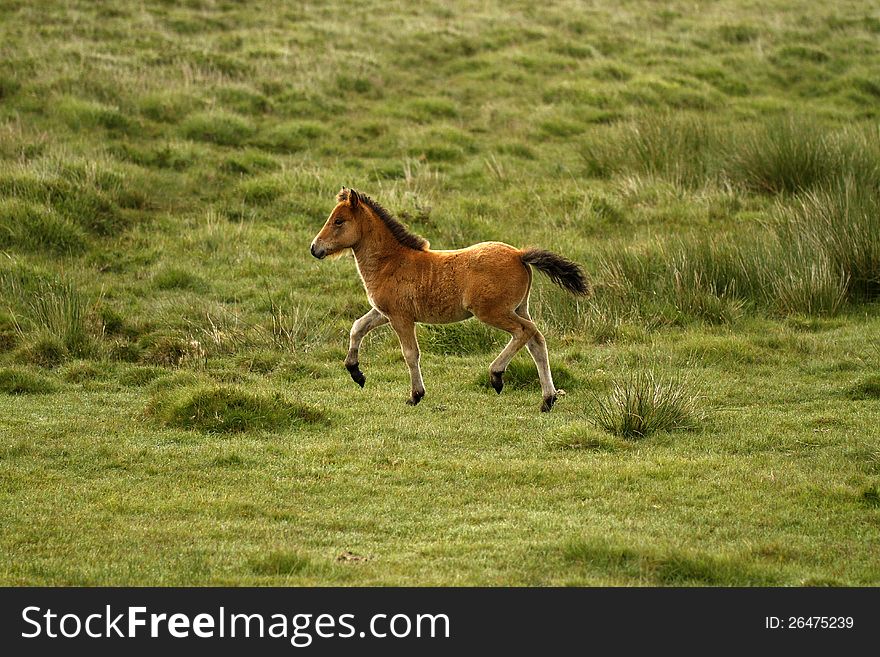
[338,188,429,251]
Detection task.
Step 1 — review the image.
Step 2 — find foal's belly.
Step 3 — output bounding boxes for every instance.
[415,307,473,324]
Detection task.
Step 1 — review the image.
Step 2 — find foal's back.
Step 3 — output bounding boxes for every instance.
[398,241,531,324]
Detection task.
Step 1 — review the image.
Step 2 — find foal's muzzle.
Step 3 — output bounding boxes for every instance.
[310,243,326,259]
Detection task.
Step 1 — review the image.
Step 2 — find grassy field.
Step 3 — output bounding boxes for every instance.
[1,0,879,585]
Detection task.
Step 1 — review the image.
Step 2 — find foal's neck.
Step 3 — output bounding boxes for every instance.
[352,213,407,288]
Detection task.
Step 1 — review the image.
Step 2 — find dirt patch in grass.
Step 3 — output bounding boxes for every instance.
[147,384,326,433]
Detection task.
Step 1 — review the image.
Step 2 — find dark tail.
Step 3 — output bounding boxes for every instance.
[521,248,590,296]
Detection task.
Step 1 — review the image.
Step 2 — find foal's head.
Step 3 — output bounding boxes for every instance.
[310,187,366,259]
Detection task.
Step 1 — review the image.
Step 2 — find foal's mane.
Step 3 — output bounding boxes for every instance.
[338,188,429,252]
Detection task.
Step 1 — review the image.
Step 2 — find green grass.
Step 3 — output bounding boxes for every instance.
[592,371,704,438]
[1,0,880,586]
[0,367,57,395]
[847,375,880,400]
[146,385,326,434]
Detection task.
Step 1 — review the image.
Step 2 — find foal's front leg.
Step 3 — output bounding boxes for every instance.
[390,318,425,405]
[345,307,388,387]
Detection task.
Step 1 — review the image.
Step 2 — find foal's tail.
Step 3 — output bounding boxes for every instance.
[521,248,591,296]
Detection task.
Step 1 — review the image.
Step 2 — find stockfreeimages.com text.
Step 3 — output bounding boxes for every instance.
[22,606,450,647]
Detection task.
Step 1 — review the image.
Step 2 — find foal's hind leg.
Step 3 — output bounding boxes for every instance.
[516,302,559,412]
[345,307,388,387]
[474,309,537,396]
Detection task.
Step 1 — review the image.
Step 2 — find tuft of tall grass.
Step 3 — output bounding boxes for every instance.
[21,280,93,356]
[584,114,880,198]
[237,175,288,206]
[0,160,129,236]
[778,181,880,300]
[729,116,837,194]
[770,257,848,316]
[2,268,95,359]
[140,335,200,368]
[54,96,134,134]
[592,371,703,438]
[265,297,329,353]
[581,113,722,187]
[729,119,880,195]
[595,186,874,321]
[0,311,17,352]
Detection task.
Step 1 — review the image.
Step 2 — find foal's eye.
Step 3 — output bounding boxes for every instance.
[334,218,344,226]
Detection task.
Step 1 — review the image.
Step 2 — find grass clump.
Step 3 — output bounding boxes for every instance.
[251,550,313,576]
[220,150,279,175]
[592,371,703,438]
[475,358,577,391]
[181,111,255,146]
[861,484,880,508]
[15,334,67,368]
[770,257,848,316]
[107,340,142,362]
[139,91,200,123]
[596,179,877,319]
[153,267,209,292]
[564,538,777,585]
[847,375,880,400]
[779,182,880,300]
[140,335,199,367]
[60,361,103,384]
[55,97,133,133]
[254,121,327,152]
[237,176,287,206]
[0,367,57,394]
[147,384,326,433]
[582,113,722,186]
[550,425,631,451]
[118,365,164,387]
[13,278,94,356]
[0,199,88,254]
[0,312,18,352]
[421,320,501,355]
[729,119,879,195]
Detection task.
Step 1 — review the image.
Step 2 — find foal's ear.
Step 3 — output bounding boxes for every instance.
[348,189,360,209]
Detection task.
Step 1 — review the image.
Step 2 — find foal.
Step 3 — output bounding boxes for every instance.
[310,188,589,412]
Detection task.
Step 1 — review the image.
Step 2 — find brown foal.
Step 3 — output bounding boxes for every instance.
[310,188,589,412]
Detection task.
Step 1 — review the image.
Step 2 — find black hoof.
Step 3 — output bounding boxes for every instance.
[490,370,504,394]
[541,392,558,413]
[406,389,425,406]
[346,362,365,387]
